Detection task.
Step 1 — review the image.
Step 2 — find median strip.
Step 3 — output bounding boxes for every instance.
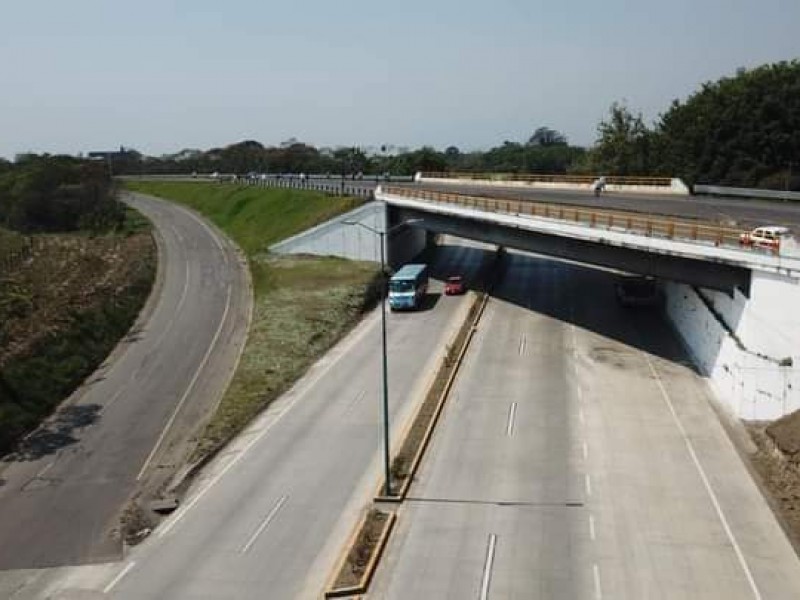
[324,247,504,598]
[324,509,395,598]
[377,248,502,501]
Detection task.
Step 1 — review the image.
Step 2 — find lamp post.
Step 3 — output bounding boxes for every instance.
[343,217,421,496]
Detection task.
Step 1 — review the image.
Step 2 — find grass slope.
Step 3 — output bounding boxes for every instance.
[125,181,378,456]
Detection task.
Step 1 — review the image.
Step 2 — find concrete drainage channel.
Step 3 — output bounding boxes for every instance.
[324,249,503,598]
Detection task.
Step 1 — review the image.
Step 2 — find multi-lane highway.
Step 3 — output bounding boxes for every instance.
[0,193,250,572]
[260,175,800,230]
[6,180,800,599]
[407,181,800,229]
[368,249,800,599]
[22,239,492,599]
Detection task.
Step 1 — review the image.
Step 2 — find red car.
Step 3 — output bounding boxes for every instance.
[444,275,465,295]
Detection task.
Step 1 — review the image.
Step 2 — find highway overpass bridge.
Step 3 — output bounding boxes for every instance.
[273,184,800,420]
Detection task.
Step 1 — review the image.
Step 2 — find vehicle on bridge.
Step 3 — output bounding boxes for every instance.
[739,226,795,253]
[389,264,429,310]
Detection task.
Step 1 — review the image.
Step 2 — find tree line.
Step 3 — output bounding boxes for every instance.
[3,59,797,194]
[103,60,799,190]
[586,60,800,189]
[109,127,586,180]
[0,155,125,233]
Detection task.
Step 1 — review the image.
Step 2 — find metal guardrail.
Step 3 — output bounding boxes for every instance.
[384,186,750,249]
[694,184,800,202]
[420,172,674,187]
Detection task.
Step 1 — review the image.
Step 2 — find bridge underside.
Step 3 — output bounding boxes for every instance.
[388,205,752,296]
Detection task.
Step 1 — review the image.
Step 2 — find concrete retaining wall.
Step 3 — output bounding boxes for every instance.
[664,274,800,420]
[270,202,385,262]
[269,201,429,269]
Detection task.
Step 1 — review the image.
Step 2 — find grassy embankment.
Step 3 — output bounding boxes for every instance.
[0,213,155,454]
[125,182,378,457]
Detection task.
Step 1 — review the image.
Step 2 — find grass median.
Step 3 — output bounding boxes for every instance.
[125,181,378,458]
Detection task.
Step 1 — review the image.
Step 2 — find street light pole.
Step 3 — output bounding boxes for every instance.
[378,231,391,496]
[342,217,422,497]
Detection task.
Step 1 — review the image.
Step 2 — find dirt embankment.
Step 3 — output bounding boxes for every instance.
[0,231,156,454]
[748,411,800,546]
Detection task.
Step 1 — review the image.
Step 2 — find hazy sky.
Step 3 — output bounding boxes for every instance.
[1,0,798,158]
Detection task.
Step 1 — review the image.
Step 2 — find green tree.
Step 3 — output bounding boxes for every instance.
[591,102,654,175]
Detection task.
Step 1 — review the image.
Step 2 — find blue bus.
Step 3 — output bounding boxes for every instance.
[388,264,429,310]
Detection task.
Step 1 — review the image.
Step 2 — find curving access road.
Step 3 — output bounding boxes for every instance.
[0,192,251,570]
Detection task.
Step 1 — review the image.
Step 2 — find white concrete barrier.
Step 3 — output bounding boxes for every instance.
[694,184,800,202]
[415,174,690,196]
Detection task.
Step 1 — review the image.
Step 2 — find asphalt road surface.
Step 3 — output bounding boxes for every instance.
[27,239,491,599]
[280,176,800,230]
[0,193,250,570]
[130,174,800,229]
[388,182,800,230]
[368,249,800,599]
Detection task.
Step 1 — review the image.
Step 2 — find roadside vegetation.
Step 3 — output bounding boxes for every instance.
[125,181,379,458]
[0,156,155,454]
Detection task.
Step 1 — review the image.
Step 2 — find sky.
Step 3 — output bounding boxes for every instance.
[1,0,799,159]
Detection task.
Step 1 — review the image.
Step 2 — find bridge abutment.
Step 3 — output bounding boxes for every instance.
[665,271,800,420]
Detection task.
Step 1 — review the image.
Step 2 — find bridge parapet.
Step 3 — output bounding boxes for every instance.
[376,186,800,293]
[416,172,690,195]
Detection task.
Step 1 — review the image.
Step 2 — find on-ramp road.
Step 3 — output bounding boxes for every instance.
[0,192,251,570]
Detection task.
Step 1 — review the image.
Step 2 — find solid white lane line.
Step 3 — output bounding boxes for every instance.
[34,461,54,479]
[593,563,603,600]
[240,495,288,554]
[137,285,233,481]
[585,474,592,497]
[479,534,497,600]
[506,402,517,437]
[589,514,596,541]
[103,561,136,593]
[643,354,763,600]
[147,259,191,358]
[582,441,589,461]
[159,312,379,537]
